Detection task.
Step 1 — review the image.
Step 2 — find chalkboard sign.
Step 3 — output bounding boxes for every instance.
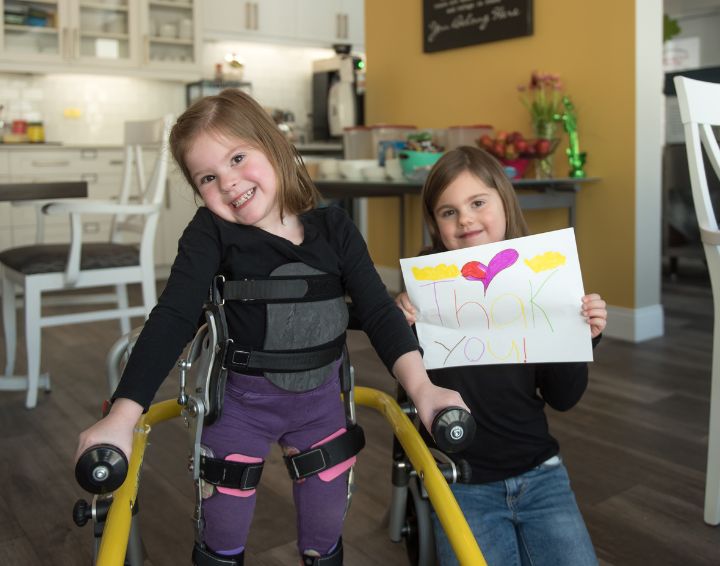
[423,0,533,53]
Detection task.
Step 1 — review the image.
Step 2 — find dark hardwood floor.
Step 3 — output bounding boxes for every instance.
[1,260,719,565]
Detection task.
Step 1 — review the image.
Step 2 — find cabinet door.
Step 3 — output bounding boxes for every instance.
[142,0,201,77]
[0,0,67,64]
[340,0,363,48]
[203,0,296,41]
[295,0,363,48]
[67,0,138,67]
[295,0,336,44]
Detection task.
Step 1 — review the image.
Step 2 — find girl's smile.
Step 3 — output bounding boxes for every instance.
[434,170,507,250]
[185,131,284,234]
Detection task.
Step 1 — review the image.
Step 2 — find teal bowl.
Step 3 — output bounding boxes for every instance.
[398,150,444,178]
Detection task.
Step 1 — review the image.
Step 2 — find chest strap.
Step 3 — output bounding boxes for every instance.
[199,455,264,491]
[220,274,344,304]
[223,334,345,373]
[284,424,366,481]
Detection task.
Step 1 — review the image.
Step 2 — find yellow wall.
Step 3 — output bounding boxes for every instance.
[364,0,637,308]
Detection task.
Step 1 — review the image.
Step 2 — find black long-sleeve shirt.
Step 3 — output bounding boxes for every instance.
[113,205,418,410]
[425,339,599,484]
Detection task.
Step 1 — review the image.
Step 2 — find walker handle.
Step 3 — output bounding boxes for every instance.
[431,406,476,453]
[75,444,128,494]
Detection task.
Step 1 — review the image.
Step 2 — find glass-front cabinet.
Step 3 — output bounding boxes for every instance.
[1,0,201,78]
[1,0,65,63]
[1,0,136,66]
[142,0,200,71]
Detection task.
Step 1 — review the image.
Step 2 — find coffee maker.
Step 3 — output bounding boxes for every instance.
[311,44,365,141]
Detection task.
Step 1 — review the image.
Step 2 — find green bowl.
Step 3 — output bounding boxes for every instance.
[398,150,444,177]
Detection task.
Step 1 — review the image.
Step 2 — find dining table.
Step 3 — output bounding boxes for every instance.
[0,180,88,400]
[315,176,599,257]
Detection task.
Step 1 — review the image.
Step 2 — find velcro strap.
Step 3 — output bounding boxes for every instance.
[224,334,345,373]
[222,274,344,303]
[199,455,264,490]
[285,425,366,481]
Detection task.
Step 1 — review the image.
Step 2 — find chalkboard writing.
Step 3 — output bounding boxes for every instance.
[423,0,533,53]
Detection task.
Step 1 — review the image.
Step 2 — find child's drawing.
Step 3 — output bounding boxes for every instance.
[400,228,593,370]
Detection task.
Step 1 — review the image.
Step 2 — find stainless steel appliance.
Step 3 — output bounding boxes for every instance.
[311,44,365,141]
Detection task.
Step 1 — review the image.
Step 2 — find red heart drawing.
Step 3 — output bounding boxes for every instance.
[461,261,487,280]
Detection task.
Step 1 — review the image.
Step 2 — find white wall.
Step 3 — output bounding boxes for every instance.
[0,42,338,146]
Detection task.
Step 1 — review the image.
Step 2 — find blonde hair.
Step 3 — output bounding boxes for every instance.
[421,146,529,252]
[169,89,319,219]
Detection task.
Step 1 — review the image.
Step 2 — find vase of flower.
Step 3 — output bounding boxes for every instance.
[533,120,557,179]
[519,71,564,179]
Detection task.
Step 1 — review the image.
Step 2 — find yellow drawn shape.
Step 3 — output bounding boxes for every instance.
[412,263,460,281]
[524,251,566,273]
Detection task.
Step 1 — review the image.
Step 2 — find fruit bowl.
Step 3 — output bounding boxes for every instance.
[477,132,559,160]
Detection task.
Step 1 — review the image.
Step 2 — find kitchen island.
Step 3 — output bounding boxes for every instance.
[315,176,598,255]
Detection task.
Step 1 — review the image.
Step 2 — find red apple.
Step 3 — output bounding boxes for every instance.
[478,134,493,149]
[514,139,529,154]
[496,130,508,141]
[492,141,506,158]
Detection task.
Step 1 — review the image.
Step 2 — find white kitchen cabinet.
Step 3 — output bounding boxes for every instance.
[6,147,126,247]
[0,0,201,80]
[0,146,198,272]
[0,0,138,69]
[203,0,297,42]
[295,0,364,49]
[140,0,202,78]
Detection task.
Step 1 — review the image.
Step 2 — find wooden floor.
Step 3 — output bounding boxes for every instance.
[1,261,720,565]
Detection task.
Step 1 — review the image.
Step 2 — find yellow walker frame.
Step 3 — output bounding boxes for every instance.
[88,388,486,566]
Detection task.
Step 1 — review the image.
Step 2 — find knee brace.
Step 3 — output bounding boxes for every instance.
[200,452,264,497]
[193,542,244,566]
[285,425,365,481]
[302,537,343,566]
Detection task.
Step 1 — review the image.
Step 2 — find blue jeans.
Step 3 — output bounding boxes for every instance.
[431,457,598,566]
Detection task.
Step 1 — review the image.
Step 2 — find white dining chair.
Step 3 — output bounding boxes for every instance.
[0,114,174,409]
[674,75,720,526]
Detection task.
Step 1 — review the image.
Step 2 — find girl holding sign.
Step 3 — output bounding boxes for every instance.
[396,146,607,566]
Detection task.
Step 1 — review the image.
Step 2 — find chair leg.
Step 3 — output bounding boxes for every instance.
[2,272,17,376]
[706,324,720,525]
[116,284,130,335]
[24,284,42,409]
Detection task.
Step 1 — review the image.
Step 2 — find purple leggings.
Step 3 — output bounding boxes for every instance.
[200,365,349,556]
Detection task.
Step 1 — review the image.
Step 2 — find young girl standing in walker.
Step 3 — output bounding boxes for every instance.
[75,90,466,566]
[396,146,607,566]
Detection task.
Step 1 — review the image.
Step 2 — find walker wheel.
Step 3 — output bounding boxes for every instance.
[431,406,476,453]
[75,444,128,494]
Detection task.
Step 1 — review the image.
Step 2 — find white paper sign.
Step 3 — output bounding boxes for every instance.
[399,228,592,370]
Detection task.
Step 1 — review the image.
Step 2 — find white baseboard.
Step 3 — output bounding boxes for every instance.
[601,303,664,342]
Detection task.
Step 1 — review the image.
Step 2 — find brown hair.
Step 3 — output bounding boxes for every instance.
[169,89,319,219]
[421,146,529,252]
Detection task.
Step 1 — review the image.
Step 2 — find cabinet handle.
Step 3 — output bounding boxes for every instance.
[74,27,79,59]
[109,160,124,166]
[336,13,341,39]
[32,160,71,167]
[343,14,349,39]
[253,2,259,31]
[245,2,251,30]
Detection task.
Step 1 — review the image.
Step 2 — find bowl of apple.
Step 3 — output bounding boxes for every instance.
[476,132,559,179]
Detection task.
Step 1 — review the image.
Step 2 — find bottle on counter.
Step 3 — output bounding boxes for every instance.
[27,122,45,143]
